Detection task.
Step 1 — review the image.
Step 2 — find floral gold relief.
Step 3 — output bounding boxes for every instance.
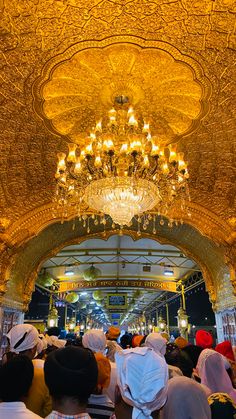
[33,38,211,145]
[0,0,235,312]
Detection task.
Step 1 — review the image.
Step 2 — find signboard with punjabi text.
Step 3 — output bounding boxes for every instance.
[58,279,178,293]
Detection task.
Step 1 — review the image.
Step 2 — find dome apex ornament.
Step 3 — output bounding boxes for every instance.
[33,37,211,145]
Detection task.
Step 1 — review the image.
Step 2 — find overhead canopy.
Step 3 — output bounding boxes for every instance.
[39,234,199,325]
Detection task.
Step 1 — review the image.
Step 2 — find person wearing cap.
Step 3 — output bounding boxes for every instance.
[6,323,52,417]
[83,329,117,403]
[115,346,168,419]
[87,352,114,418]
[0,355,42,418]
[44,346,98,418]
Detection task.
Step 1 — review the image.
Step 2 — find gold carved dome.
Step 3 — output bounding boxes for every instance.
[33,39,211,146]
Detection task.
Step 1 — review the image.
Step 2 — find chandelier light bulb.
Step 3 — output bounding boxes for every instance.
[67,144,77,163]
[57,152,66,171]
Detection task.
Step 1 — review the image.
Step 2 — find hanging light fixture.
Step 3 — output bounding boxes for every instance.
[55,101,189,230]
[83,265,101,281]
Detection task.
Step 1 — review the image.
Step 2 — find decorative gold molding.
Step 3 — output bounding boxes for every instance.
[4,201,234,249]
[32,36,211,145]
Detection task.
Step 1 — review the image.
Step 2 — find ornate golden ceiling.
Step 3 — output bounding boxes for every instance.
[0,0,235,310]
[33,39,210,144]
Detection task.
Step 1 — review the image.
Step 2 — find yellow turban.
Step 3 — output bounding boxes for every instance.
[161,332,170,342]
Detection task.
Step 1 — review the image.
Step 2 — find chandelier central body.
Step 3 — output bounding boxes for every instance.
[84,177,160,226]
[55,105,189,228]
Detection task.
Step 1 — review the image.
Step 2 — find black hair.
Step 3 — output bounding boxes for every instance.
[165,347,193,378]
[44,346,98,405]
[47,327,61,337]
[120,333,132,349]
[0,355,34,402]
[182,345,203,368]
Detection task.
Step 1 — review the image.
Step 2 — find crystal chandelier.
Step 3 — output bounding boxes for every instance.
[55,103,189,229]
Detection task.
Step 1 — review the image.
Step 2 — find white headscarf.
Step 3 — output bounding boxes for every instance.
[37,333,48,352]
[196,348,236,402]
[145,333,167,356]
[46,335,67,348]
[160,376,211,419]
[82,329,106,353]
[115,347,168,419]
[7,324,40,354]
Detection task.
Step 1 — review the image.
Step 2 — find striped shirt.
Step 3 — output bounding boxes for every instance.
[87,394,114,419]
[46,411,91,419]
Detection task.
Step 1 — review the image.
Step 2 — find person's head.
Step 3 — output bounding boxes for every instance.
[131,334,143,348]
[174,336,188,349]
[196,349,236,399]
[7,324,40,359]
[94,352,111,393]
[182,344,203,368]
[195,330,213,349]
[115,347,168,419]
[165,343,180,365]
[145,333,167,356]
[215,340,235,361]
[106,340,122,362]
[106,326,120,341]
[44,346,98,408]
[36,333,48,359]
[46,335,67,349]
[208,392,236,419]
[0,355,34,401]
[161,376,211,419]
[165,344,193,377]
[82,329,106,353]
[47,327,61,337]
[120,333,132,349]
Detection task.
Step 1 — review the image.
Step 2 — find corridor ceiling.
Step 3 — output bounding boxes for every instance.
[0,0,235,313]
[40,234,198,324]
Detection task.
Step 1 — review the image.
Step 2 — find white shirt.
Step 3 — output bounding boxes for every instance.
[0,402,42,418]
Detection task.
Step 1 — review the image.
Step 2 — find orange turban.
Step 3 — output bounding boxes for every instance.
[94,352,111,389]
[175,336,188,349]
[107,326,120,340]
[132,335,144,348]
[195,330,213,349]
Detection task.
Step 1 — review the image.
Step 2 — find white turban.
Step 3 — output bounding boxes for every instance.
[37,334,48,353]
[115,347,168,419]
[46,335,67,348]
[145,333,167,356]
[7,324,40,354]
[82,329,106,353]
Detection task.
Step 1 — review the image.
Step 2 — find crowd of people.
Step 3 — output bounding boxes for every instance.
[0,323,236,418]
